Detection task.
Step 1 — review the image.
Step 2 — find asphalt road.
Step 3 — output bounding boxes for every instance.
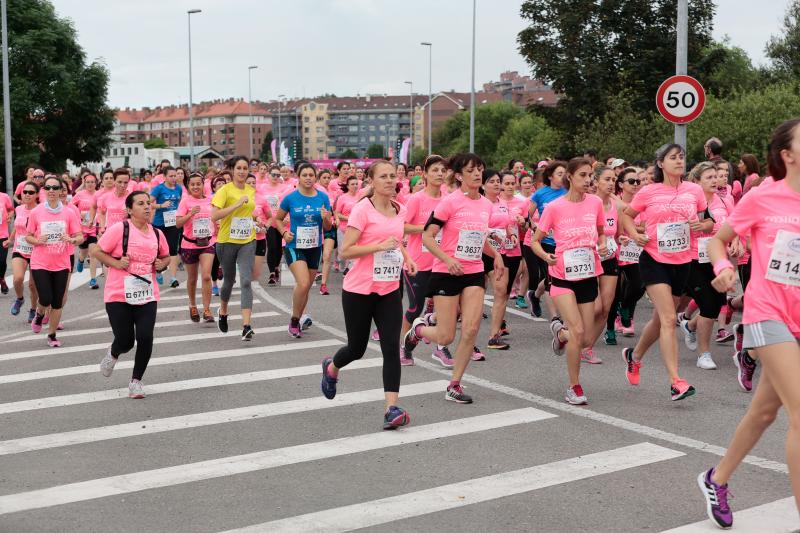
[0,266,797,532]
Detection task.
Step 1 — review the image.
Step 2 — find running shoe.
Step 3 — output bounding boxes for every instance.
[621,322,635,337]
[203,309,215,323]
[241,325,254,341]
[471,345,486,361]
[99,348,117,377]
[31,314,43,334]
[614,316,623,333]
[422,312,437,326]
[565,384,588,405]
[370,329,380,341]
[733,323,744,353]
[0,278,7,294]
[499,320,509,336]
[487,335,509,350]
[46,334,61,348]
[671,378,696,401]
[399,346,415,366]
[526,290,543,318]
[314,272,322,283]
[733,350,756,393]
[604,329,617,346]
[89,277,98,290]
[189,306,200,323]
[170,278,180,288]
[697,352,717,370]
[10,297,23,316]
[550,318,566,356]
[697,468,733,529]
[580,347,602,364]
[156,273,163,285]
[320,358,337,399]
[622,347,641,386]
[680,319,698,351]
[431,346,454,368]
[402,316,426,354]
[217,309,228,333]
[76,260,84,273]
[723,302,735,325]
[514,295,528,309]
[56,323,63,331]
[300,314,313,331]
[445,383,473,404]
[288,322,302,338]
[128,379,145,399]
[383,406,410,430]
[715,328,734,343]
[42,314,49,325]
[319,283,329,295]
[212,285,219,296]
[27,308,35,323]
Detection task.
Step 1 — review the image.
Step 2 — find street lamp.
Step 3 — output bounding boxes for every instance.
[277,94,285,164]
[248,65,258,159]
[404,81,413,162]
[187,8,201,170]
[420,42,432,155]
[1,0,11,194]
[469,0,477,153]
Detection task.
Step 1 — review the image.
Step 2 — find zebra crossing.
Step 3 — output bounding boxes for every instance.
[0,279,796,532]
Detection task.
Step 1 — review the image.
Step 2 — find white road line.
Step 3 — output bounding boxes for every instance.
[253,284,790,475]
[0,408,553,515]
[158,290,240,302]
[225,442,684,533]
[4,312,279,343]
[660,496,799,532]
[0,352,354,415]
[91,299,262,318]
[483,297,546,321]
[0,380,448,456]
[0,339,342,385]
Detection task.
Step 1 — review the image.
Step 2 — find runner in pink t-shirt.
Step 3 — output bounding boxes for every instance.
[0,190,12,294]
[532,157,606,405]
[316,169,339,296]
[621,144,709,403]
[257,172,288,285]
[245,174,272,285]
[320,160,417,429]
[177,173,218,323]
[7,186,40,319]
[403,153,502,405]
[614,168,646,338]
[502,174,529,308]
[71,172,101,284]
[333,176,360,274]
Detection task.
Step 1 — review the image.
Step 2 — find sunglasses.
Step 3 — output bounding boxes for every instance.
[43,185,63,191]
[22,189,37,195]
[33,175,44,179]
[622,179,642,186]
[270,173,280,178]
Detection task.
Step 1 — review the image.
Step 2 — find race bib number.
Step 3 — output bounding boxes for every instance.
[697,237,711,264]
[600,237,618,260]
[488,228,505,251]
[618,240,642,263]
[81,210,92,226]
[564,247,595,280]
[266,196,279,211]
[42,221,66,244]
[373,249,403,282]
[765,230,800,287]
[657,222,689,253]
[504,226,519,250]
[162,210,177,227]
[454,230,484,260]
[422,231,442,253]
[229,217,253,240]
[15,235,33,255]
[295,225,319,249]
[193,216,212,238]
[124,275,155,305]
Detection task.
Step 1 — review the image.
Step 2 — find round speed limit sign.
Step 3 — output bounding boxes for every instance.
[656,75,706,124]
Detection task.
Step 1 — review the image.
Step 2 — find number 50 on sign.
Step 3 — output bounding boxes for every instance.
[656,75,706,125]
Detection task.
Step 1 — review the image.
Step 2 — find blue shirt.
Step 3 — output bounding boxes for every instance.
[279,189,331,250]
[531,186,567,247]
[150,183,182,227]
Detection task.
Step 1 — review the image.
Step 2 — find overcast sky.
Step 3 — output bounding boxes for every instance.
[49,0,789,109]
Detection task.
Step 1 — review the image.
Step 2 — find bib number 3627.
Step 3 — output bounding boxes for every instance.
[766,230,800,287]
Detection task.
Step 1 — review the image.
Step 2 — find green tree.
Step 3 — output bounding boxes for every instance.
[366,143,384,158]
[492,114,562,168]
[697,40,762,98]
[409,146,428,166]
[259,130,273,162]
[766,0,800,78]
[143,138,167,149]
[339,149,358,159]
[5,0,114,182]
[433,102,524,159]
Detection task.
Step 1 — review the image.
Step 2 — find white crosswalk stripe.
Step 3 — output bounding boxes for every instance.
[661,496,799,532]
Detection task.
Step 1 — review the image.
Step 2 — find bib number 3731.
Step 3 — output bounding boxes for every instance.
[766,230,800,287]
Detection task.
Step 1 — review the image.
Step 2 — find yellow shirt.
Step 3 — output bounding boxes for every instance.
[212,182,256,244]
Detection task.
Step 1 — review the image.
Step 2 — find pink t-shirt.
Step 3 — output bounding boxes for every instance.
[0,192,12,239]
[176,195,217,250]
[599,197,619,261]
[404,190,443,272]
[504,195,528,258]
[71,190,98,236]
[342,199,406,296]
[690,194,729,261]
[26,204,82,271]
[98,192,128,231]
[97,221,169,304]
[629,181,707,265]
[259,182,288,228]
[252,196,271,241]
[725,179,800,336]
[12,205,34,257]
[536,194,605,281]
[335,192,359,231]
[431,192,492,275]
[487,198,512,256]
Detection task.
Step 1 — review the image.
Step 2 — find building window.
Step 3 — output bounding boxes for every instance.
[348,126,358,132]
[112,148,117,156]
[378,114,385,120]
[304,137,310,143]
[379,135,386,141]
[369,136,376,142]
[316,116,324,122]
[379,125,386,131]
[369,125,376,132]
[134,147,139,155]
[389,113,399,119]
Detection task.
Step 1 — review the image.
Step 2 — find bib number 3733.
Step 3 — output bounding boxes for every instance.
[766,230,800,287]
[657,222,689,253]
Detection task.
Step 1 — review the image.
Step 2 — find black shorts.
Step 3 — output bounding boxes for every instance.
[503,255,522,294]
[601,258,619,276]
[156,225,181,256]
[284,246,322,270]
[79,235,97,250]
[686,260,727,319]
[403,269,432,322]
[324,228,337,249]
[542,242,556,291]
[180,245,215,265]
[482,254,496,274]
[11,252,28,261]
[551,276,599,305]
[638,250,691,296]
[255,238,267,257]
[426,271,485,297]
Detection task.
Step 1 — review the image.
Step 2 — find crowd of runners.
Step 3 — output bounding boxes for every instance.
[2,119,800,530]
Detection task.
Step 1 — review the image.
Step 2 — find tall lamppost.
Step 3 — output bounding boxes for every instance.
[187,9,201,170]
[469,0,477,153]
[420,42,432,155]
[404,81,413,162]
[1,0,11,194]
[248,65,258,159]
[277,94,285,164]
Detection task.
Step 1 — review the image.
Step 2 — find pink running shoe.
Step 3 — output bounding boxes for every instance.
[471,345,486,361]
[399,347,415,366]
[47,335,61,347]
[614,316,623,333]
[371,329,380,341]
[621,322,635,337]
[580,347,603,364]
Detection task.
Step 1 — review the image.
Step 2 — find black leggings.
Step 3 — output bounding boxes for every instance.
[212,252,221,282]
[106,301,158,381]
[266,227,283,274]
[31,269,69,309]
[0,238,7,278]
[333,288,402,393]
[503,255,521,295]
[403,270,431,323]
[522,245,547,292]
[619,263,645,326]
[687,261,726,319]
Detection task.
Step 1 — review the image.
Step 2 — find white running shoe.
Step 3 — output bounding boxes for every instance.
[680,319,698,351]
[299,314,313,331]
[99,348,117,377]
[565,384,588,405]
[128,379,145,399]
[696,352,718,370]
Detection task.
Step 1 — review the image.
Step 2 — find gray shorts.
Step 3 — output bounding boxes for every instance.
[744,320,799,350]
